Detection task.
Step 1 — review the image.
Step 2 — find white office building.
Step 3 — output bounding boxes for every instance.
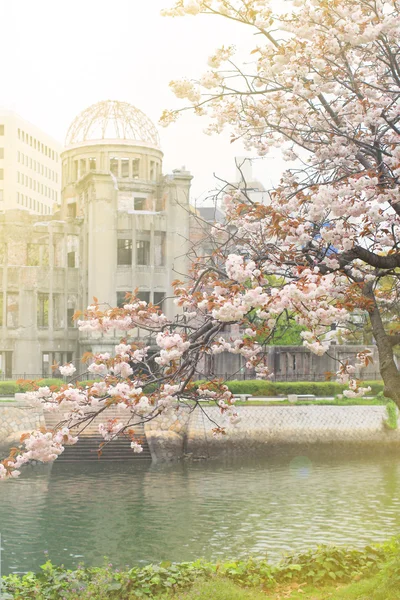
[0,110,62,215]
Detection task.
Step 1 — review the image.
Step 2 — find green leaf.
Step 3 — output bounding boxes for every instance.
[329,571,337,579]
[107,582,122,591]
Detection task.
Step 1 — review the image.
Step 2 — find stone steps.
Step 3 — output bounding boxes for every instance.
[56,436,152,461]
[44,409,151,462]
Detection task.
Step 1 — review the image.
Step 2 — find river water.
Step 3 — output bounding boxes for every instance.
[1,453,400,574]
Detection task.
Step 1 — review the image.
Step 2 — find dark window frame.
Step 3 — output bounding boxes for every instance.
[117,238,132,266]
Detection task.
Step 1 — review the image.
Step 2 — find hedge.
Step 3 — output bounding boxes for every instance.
[0,378,385,398]
[0,378,93,395]
[195,379,384,397]
[2,539,396,599]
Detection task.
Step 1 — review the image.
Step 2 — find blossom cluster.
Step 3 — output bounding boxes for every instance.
[155,330,191,365]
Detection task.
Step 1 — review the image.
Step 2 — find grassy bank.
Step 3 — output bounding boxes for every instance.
[3,540,400,599]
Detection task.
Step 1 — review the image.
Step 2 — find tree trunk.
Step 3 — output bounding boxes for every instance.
[364,283,400,406]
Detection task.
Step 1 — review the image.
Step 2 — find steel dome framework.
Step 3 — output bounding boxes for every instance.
[65,100,160,148]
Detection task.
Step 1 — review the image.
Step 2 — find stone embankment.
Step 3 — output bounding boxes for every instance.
[1,398,400,461]
[145,404,400,460]
[0,397,45,452]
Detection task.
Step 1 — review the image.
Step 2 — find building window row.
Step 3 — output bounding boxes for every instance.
[109,157,141,179]
[0,291,76,330]
[38,293,76,329]
[0,148,4,159]
[71,157,98,180]
[68,157,151,182]
[17,128,58,161]
[117,231,166,267]
[0,238,78,267]
[17,153,58,182]
[17,172,57,202]
[16,193,52,214]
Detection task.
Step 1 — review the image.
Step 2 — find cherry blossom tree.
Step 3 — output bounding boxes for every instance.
[1,0,400,479]
[161,0,400,396]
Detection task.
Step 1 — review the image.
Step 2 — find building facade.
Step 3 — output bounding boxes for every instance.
[0,110,62,215]
[0,100,191,377]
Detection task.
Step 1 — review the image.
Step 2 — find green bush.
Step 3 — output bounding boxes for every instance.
[384,400,398,430]
[2,541,395,599]
[0,379,99,396]
[276,544,385,585]
[376,539,400,593]
[2,559,213,600]
[0,381,18,395]
[273,381,341,396]
[16,379,64,392]
[0,379,66,395]
[364,381,385,396]
[224,380,276,396]
[218,380,384,398]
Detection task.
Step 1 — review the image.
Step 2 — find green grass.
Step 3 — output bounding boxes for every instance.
[169,575,400,599]
[170,578,270,599]
[169,578,338,599]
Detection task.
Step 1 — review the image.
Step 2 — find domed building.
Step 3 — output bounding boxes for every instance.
[62,99,191,314]
[0,101,192,376]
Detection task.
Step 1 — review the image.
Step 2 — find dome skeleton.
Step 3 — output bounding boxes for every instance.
[65,100,160,148]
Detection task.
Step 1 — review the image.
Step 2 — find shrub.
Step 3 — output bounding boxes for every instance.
[224,380,276,396]
[273,381,340,396]
[276,544,385,585]
[376,539,400,593]
[218,380,384,398]
[0,379,65,395]
[0,381,18,395]
[16,379,63,392]
[2,541,395,598]
[384,401,398,430]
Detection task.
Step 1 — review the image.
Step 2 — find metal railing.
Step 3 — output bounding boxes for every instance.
[0,373,93,382]
[1,371,383,383]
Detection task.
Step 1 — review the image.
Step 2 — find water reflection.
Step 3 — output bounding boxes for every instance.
[1,453,400,574]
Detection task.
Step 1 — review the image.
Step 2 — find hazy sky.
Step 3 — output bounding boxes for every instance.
[0,0,285,203]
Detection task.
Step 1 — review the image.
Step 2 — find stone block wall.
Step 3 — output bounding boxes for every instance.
[0,403,45,452]
[2,402,399,463]
[185,405,400,458]
[144,405,192,461]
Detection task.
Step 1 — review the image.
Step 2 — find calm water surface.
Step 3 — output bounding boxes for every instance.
[1,453,400,574]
